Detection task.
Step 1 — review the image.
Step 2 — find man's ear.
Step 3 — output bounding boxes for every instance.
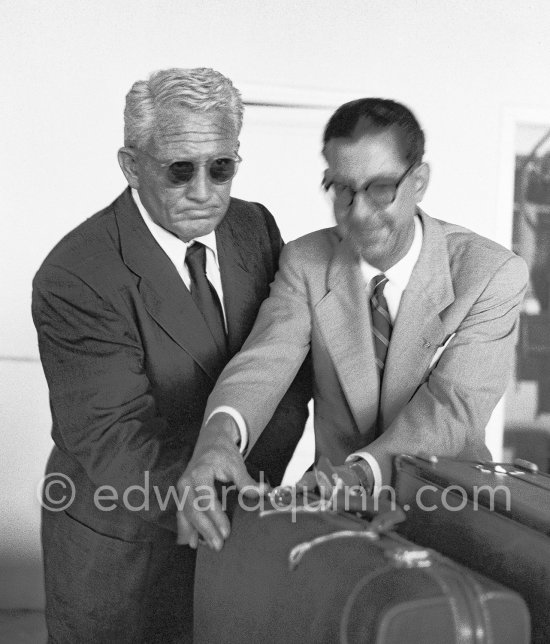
[118,147,140,189]
[413,162,430,202]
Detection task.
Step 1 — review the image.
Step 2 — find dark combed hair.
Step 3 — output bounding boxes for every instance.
[323,98,425,166]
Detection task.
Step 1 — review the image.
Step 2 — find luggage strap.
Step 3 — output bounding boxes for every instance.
[422,562,490,644]
[290,530,490,644]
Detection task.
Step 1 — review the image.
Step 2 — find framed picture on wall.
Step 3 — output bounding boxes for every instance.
[500,107,550,470]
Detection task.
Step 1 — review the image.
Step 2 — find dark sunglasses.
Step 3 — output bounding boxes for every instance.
[139,150,242,186]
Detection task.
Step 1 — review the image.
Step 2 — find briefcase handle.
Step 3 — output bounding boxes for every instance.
[267,485,406,533]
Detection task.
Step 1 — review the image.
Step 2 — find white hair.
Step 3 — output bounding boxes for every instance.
[123,67,244,148]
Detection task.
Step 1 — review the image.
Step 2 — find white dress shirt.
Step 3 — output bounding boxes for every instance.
[132,189,227,328]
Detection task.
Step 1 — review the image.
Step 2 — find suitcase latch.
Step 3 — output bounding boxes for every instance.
[513,458,539,474]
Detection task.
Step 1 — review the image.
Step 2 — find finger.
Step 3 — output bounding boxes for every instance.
[239,480,270,498]
[188,530,199,550]
[232,464,270,496]
[176,478,218,546]
[186,489,230,551]
[314,469,334,498]
[333,466,358,487]
[190,510,226,551]
[176,508,196,546]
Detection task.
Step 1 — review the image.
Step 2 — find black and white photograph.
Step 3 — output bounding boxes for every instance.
[2,2,550,642]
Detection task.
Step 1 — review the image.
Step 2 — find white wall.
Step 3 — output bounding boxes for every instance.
[3,0,550,608]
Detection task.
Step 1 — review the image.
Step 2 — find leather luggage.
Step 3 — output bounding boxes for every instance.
[395,454,550,643]
[194,490,530,644]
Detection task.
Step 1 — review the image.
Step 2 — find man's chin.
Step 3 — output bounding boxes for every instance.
[356,243,388,270]
[172,215,224,241]
[346,235,383,262]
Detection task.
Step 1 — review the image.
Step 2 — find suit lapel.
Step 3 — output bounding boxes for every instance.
[215,202,258,356]
[316,238,380,432]
[114,189,225,381]
[380,212,455,426]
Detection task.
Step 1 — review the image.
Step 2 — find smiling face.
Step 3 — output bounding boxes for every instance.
[323,125,429,271]
[119,106,239,242]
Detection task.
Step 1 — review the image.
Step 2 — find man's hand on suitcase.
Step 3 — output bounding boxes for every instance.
[176,413,269,551]
[297,456,363,499]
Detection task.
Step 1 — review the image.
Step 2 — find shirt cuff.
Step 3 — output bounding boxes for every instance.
[345,452,382,497]
[206,406,248,454]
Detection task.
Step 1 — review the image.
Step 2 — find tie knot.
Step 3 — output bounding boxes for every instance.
[372,273,388,296]
[185,242,206,271]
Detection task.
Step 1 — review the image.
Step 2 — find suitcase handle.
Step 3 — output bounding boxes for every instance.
[408,453,541,475]
[289,533,432,571]
[288,530,379,570]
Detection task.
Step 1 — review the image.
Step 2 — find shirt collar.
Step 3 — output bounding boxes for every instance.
[131,188,219,264]
[360,215,423,291]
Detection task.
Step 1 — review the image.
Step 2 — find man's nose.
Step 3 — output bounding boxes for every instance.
[349,189,378,219]
[185,166,211,202]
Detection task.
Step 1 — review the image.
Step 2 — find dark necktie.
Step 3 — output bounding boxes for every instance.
[370,273,392,379]
[185,242,227,355]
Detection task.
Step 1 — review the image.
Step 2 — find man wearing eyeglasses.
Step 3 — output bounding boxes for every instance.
[31,68,310,643]
[176,98,528,552]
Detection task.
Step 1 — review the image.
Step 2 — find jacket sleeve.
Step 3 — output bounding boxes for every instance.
[32,265,187,531]
[204,240,313,460]
[244,204,312,485]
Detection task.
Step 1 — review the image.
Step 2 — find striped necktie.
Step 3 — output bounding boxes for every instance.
[370,274,392,378]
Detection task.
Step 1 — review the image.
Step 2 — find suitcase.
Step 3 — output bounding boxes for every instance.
[504,427,550,474]
[395,454,550,643]
[194,489,530,644]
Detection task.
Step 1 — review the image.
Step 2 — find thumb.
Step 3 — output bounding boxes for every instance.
[233,466,270,497]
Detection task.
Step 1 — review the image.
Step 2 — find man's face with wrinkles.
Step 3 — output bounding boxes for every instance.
[131,106,239,242]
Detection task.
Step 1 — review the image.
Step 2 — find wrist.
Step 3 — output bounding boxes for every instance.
[347,459,374,495]
[205,407,248,453]
[204,413,241,448]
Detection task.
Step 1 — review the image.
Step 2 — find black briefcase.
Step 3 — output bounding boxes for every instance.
[194,490,530,644]
[395,454,550,643]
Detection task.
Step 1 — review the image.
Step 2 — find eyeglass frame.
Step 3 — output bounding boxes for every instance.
[322,162,417,208]
[134,148,242,186]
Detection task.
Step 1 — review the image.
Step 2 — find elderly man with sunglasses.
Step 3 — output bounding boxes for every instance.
[176,98,528,553]
[31,68,310,643]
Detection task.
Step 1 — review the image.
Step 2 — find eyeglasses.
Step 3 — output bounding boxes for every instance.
[138,149,242,186]
[322,163,416,208]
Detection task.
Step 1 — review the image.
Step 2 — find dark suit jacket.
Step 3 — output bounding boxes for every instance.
[32,188,310,641]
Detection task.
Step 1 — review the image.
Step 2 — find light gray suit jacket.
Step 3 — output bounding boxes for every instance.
[205,211,528,485]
